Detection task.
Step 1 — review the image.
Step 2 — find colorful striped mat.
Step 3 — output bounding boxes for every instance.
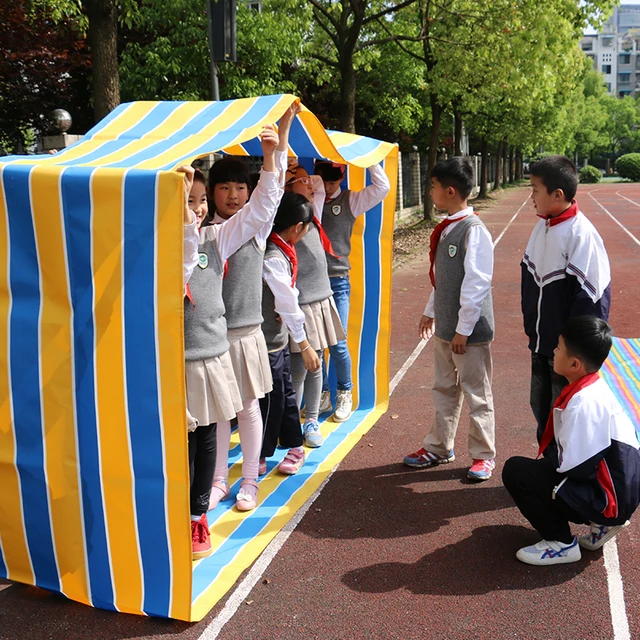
[601,337,640,439]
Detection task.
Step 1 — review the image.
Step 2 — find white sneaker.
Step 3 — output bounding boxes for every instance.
[579,521,630,551]
[319,390,332,414]
[516,537,581,566]
[332,390,352,422]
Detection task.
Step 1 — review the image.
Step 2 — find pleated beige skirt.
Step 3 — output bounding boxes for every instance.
[290,296,346,352]
[227,325,273,402]
[185,350,243,425]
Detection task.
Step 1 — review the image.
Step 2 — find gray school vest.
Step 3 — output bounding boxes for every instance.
[433,216,494,344]
[261,242,290,353]
[184,235,229,360]
[295,223,333,305]
[223,238,265,330]
[321,190,355,277]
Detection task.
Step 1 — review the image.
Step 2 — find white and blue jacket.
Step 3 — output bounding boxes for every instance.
[521,203,611,358]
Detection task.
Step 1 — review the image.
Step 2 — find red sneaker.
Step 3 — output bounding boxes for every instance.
[191,514,212,560]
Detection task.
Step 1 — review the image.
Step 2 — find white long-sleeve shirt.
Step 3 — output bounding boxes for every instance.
[183,219,199,286]
[423,207,494,337]
[262,254,307,343]
[211,149,288,249]
[325,163,390,216]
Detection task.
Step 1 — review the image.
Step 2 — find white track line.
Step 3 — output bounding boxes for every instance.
[604,541,631,640]
[589,192,640,247]
[0,583,12,593]
[198,194,529,639]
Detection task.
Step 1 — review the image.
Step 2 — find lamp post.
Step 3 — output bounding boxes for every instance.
[206,0,237,101]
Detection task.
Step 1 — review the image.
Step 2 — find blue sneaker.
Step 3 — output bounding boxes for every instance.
[403,447,455,468]
[303,420,324,448]
[516,537,581,566]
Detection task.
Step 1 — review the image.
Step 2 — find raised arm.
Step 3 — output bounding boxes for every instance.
[349,163,391,217]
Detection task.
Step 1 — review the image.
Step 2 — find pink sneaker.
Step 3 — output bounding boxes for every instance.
[277,448,305,475]
[258,457,267,476]
[236,479,259,512]
[467,458,495,481]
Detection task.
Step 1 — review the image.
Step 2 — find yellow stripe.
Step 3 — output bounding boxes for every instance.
[91,168,143,614]
[375,151,399,405]
[221,144,249,156]
[346,166,366,409]
[155,171,192,621]
[0,167,34,585]
[30,166,90,603]
[140,95,296,171]
[83,103,213,168]
[189,404,388,621]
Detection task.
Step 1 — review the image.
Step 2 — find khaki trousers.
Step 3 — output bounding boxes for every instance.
[423,338,496,460]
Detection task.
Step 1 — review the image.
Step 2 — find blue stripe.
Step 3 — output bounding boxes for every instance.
[328,132,383,162]
[60,167,115,610]
[192,410,368,598]
[122,170,171,617]
[80,102,135,140]
[156,95,285,171]
[60,103,186,167]
[0,538,7,579]
[4,166,60,592]
[357,170,382,410]
[287,119,321,160]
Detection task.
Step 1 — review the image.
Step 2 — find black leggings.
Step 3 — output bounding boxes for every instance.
[188,423,217,516]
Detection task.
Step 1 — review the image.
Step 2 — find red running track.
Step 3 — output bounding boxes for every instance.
[0,184,639,640]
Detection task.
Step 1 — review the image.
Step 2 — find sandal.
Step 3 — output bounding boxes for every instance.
[208,480,230,511]
[235,479,259,512]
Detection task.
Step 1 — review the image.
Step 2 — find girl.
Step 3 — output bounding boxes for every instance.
[260,192,319,474]
[184,124,284,560]
[208,104,298,512]
[283,165,345,448]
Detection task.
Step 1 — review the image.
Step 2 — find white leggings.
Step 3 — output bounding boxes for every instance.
[214,398,263,482]
[290,350,323,422]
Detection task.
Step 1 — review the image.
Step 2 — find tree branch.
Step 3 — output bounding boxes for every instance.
[363,0,418,25]
[305,0,338,29]
[310,53,339,68]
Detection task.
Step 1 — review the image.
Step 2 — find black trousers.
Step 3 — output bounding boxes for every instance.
[502,455,587,544]
[530,352,568,444]
[260,347,303,458]
[188,423,217,516]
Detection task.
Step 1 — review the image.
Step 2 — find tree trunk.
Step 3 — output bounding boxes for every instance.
[494,139,504,188]
[479,138,489,198]
[339,52,356,133]
[423,95,441,221]
[85,0,120,123]
[454,108,463,156]
[515,150,523,180]
[509,147,514,183]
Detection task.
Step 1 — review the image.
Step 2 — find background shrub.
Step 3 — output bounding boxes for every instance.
[579,165,602,183]
[615,153,640,181]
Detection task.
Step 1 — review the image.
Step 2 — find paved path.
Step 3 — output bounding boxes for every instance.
[1,184,639,640]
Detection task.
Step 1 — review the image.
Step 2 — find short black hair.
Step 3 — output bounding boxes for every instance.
[560,316,612,373]
[529,155,578,201]
[272,192,314,233]
[430,157,474,200]
[208,157,251,189]
[314,161,345,182]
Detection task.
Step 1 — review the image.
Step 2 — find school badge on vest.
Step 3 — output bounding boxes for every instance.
[331,204,342,215]
[198,253,209,269]
[448,244,458,258]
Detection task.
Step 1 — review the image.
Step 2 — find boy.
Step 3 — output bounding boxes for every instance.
[502,316,640,566]
[522,156,611,445]
[313,160,390,422]
[403,157,496,481]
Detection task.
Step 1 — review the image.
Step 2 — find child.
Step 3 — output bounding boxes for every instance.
[502,316,640,566]
[259,192,320,474]
[184,125,283,560]
[207,104,298,512]
[188,169,209,228]
[403,157,496,481]
[284,165,345,447]
[314,160,390,421]
[522,155,611,445]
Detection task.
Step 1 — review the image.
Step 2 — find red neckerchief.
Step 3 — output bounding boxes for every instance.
[537,372,600,457]
[428,212,475,288]
[185,283,195,308]
[536,200,579,227]
[269,232,298,286]
[313,216,339,258]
